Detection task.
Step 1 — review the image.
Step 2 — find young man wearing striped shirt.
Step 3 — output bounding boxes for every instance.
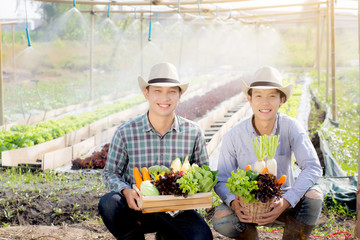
[98,62,213,240]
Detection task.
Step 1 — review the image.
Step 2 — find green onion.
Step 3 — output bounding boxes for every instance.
[252,136,267,160]
[265,135,280,159]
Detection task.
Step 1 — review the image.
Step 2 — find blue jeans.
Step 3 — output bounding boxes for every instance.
[212,193,323,238]
[98,192,213,240]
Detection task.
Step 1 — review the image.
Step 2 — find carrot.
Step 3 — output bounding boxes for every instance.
[261,167,269,174]
[245,165,252,171]
[277,175,287,185]
[142,167,151,181]
[134,167,143,190]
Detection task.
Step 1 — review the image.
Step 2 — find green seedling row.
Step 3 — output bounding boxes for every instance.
[0,95,145,154]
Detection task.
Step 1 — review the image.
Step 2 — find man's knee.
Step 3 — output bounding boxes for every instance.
[212,204,246,238]
[98,192,123,215]
[213,208,233,219]
[305,189,323,200]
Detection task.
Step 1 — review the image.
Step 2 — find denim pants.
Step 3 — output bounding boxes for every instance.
[98,192,213,240]
[212,195,323,238]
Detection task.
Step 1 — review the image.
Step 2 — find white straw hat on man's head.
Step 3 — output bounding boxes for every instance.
[138,62,189,93]
[240,66,293,102]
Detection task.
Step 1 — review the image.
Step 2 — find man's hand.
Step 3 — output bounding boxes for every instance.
[231,196,253,223]
[122,188,141,211]
[255,198,290,225]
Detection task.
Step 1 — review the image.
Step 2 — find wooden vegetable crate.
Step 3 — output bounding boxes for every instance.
[134,186,212,213]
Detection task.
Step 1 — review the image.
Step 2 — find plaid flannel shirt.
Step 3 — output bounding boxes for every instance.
[102,113,209,193]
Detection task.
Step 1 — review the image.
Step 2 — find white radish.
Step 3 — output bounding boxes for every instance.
[254,160,266,174]
[264,135,280,177]
[266,158,277,176]
[252,136,267,174]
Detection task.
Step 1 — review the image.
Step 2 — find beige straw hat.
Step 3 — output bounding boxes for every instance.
[240,66,293,102]
[138,62,189,93]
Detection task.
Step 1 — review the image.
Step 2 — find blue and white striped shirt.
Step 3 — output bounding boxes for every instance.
[214,113,322,207]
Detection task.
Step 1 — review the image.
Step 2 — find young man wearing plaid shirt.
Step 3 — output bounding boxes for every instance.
[98,62,213,240]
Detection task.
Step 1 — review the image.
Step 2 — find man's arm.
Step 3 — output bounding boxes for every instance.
[102,128,131,193]
[214,131,239,207]
[282,119,322,207]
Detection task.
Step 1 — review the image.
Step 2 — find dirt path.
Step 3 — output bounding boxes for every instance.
[0,221,285,240]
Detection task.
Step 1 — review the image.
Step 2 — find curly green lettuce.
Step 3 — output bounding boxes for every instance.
[226,169,258,203]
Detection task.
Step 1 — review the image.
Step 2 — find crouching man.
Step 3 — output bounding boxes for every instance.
[212,66,323,240]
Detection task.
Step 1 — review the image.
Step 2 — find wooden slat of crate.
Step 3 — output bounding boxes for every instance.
[142,202,212,213]
[141,192,212,213]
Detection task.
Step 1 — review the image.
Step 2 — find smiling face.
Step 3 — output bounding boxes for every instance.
[248,88,285,124]
[144,85,182,119]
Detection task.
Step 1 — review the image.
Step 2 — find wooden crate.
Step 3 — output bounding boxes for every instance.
[134,186,212,213]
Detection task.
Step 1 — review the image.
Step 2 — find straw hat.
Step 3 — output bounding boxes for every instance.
[240,66,293,102]
[138,62,189,93]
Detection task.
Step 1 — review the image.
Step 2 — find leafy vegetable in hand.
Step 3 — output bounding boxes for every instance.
[246,170,259,181]
[177,172,199,195]
[177,164,218,195]
[250,173,282,203]
[154,170,185,197]
[148,165,169,180]
[226,169,258,203]
[140,180,160,196]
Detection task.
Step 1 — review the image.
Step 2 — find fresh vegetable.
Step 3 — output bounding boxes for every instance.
[177,171,199,195]
[226,169,258,203]
[226,169,282,203]
[264,135,280,176]
[148,165,169,180]
[154,170,185,196]
[142,167,151,181]
[180,155,191,173]
[250,173,282,203]
[277,175,287,185]
[245,169,259,181]
[170,158,182,172]
[177,164,218,195]
[140,180,160,196]
[134,167,143,190]
[252,136,267,174]
[261,167,269,174]
[245,165,252,171]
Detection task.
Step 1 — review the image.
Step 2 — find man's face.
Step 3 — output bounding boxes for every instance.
[144,86,182,118]
[247,88,285,122]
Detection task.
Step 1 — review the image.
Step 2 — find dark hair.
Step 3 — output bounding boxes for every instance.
[146,86,182,92]
[247,88,286,101]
